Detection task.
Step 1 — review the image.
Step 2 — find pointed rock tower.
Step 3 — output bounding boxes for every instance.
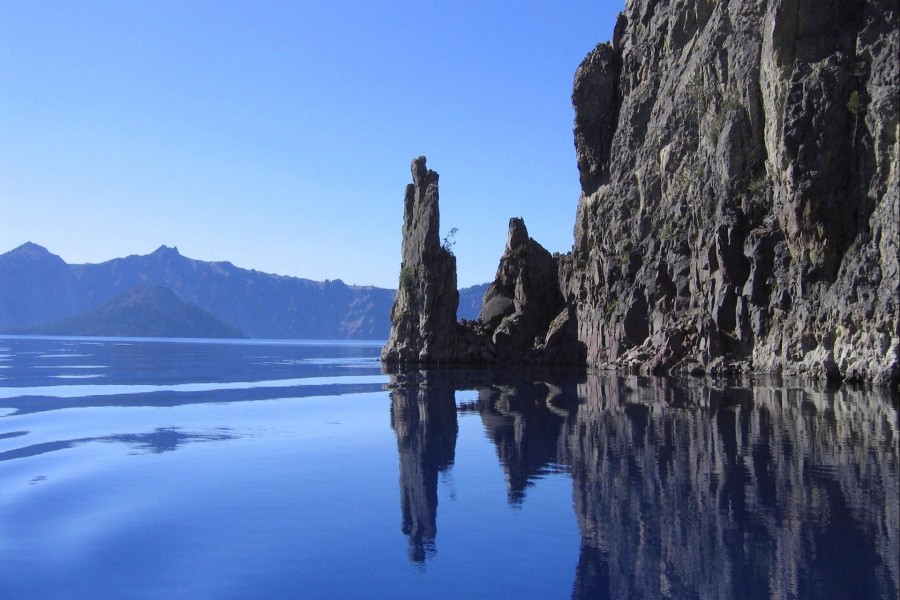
[382,157,459,364]
[480,218,566,361]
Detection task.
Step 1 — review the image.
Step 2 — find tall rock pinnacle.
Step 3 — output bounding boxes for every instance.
[382,157,459,364]
[382,158,583,367]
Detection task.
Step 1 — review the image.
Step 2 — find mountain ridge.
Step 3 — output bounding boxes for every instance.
[0,242,488,339]
[17,284,246,339]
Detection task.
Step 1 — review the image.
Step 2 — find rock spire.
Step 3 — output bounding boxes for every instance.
[381,157,459,364]
[382,159,583,366]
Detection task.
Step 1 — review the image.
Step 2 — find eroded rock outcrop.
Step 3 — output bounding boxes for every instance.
[384,1,897,383]
[383,159,583,365]
[479,218,571,362]
[382,157,459,364]
[568,0,899,383]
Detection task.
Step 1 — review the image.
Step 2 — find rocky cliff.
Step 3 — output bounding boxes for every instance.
[569,0,898,383]
[383,2,898,383]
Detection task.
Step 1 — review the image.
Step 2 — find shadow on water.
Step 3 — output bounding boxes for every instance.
[0,382,387,417]
[385,365,900,600]
[0,427,237,461]
[385,366,585,564]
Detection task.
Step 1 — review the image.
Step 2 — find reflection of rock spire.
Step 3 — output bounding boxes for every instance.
[386,367,897,595]
[571,544,611,600]
[476,381,572,505]
[389,370,458,564]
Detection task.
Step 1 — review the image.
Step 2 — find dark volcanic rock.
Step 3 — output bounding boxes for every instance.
[382,159,583,366]
[383,2,897,383]
[481,218,561,329]
[480,218,567,361]
[573,42,621,195]
[382,157,460,364]
[568,0,898,384]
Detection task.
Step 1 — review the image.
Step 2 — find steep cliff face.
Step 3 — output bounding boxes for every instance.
[570,0,899,383]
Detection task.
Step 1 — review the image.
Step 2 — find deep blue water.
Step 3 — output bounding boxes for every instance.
[0,336,897,600]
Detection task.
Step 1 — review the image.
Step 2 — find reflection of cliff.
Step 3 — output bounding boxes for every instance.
[389,370,458,563]
[385,368,898,598]
[563,376,900,600]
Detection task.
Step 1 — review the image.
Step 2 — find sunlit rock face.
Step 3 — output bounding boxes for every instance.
[568,1,898,383]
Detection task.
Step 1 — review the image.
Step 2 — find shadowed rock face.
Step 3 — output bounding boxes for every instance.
[572,42,621,195]
[568,0,898,383]
[480,218,568,362]
[382,157,459,364]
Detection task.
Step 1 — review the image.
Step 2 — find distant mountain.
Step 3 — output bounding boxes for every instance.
[458,283,488,321]
[0,242,84,328]
[20,285,245,338]
[0,243,488,339]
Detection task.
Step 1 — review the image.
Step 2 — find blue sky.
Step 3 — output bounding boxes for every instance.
[1,1,623,288]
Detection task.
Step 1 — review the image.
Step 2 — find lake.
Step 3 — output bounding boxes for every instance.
[0,336,897,599]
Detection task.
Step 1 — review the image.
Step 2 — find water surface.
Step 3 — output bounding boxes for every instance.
[0,336,896,599]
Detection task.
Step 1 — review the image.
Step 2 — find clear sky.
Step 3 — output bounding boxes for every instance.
[1,1,623,288]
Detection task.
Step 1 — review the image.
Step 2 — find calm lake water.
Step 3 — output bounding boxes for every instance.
[0,336,897,600]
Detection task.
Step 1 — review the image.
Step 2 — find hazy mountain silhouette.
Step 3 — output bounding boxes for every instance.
[17,285,245,338]
[0,243,486,339]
